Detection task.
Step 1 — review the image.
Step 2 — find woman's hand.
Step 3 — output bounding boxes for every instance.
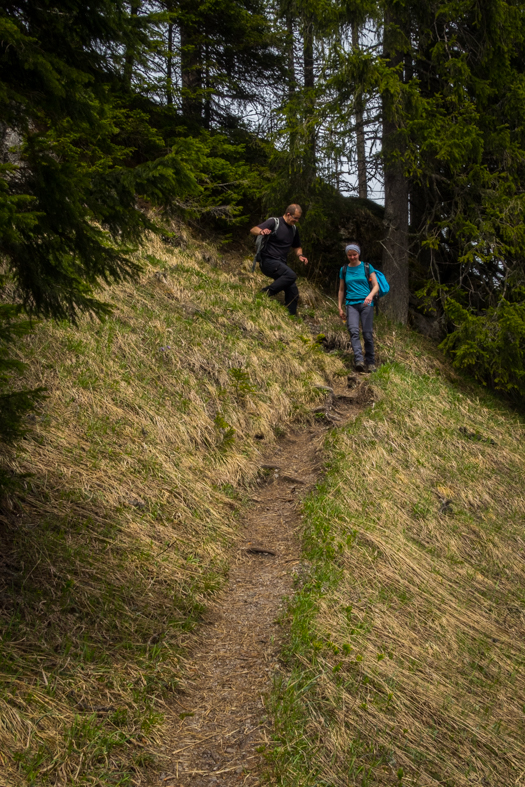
[364,295,373,306]
[339,307,346,322]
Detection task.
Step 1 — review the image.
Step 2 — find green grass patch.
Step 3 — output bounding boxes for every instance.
[268,327,525,787]
[0,233,344,786]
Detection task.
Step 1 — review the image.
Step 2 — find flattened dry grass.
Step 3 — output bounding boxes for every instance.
[270,325,525,787]
[0,231,343,786]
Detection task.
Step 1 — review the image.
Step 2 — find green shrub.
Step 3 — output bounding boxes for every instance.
[441,295,525,407]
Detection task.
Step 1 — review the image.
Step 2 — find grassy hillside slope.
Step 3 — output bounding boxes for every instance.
[269,327,525,787]
[0,230,343,787]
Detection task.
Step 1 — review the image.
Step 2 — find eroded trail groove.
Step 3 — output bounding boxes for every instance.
[156,384,365,787]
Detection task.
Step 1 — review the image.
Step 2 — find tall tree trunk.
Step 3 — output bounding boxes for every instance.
[352,21,367,200]
[303,19,314,92]
[124,0,140,88]
[381,6,409,323]
[203,39,211,130]
[180,7,202,123]
[409,181,432,272]
[303,16,315,177]
[286,12,296,100]
[284,11,299,159]
[167,20,173,106]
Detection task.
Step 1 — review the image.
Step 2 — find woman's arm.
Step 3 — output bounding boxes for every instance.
[364,272,379,306]
[338,278,346,321]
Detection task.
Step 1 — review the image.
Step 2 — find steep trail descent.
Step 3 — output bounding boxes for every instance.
[153,381,368,786]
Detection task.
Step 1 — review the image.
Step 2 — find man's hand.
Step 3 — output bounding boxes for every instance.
[260,228,271,236]
[298,254,308,264]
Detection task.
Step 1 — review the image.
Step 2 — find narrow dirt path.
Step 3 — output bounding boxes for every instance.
[154,382,366,787]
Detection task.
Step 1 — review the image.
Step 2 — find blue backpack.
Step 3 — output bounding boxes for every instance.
[341,262,390,309]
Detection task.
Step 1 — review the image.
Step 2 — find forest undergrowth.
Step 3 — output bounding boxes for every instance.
[0,228,344,787]
[268,327,525,787]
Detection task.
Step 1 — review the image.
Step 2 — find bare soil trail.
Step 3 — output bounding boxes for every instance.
[154,380,367,787]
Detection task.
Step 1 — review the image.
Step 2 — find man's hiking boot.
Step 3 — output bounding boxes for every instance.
[366,363,377,373]
[355,361,366,372]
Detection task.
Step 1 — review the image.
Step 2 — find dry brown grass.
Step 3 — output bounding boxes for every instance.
[271,325,525,787]
[0,229,345,786]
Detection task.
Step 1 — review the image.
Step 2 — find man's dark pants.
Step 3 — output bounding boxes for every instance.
[346,303,375,365]
[260,256,299,315]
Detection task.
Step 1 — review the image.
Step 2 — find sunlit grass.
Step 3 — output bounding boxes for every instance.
[269,326,525,787]
[0,231,344,786]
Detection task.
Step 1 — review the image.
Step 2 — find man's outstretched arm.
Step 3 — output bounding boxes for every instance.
[250,225,271,236]
[294,247,308,265]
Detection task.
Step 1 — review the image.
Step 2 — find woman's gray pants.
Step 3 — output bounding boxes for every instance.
[346,303,375,365]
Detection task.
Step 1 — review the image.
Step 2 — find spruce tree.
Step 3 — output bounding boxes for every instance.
[0,0,201,459]
[171,0,285,130]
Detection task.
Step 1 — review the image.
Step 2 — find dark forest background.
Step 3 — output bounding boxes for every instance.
[1,0,525,466]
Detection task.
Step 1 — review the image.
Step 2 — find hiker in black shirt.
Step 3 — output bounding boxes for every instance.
[250,204,308,316]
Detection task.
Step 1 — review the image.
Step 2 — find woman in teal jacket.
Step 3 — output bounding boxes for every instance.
[337,243,379,372]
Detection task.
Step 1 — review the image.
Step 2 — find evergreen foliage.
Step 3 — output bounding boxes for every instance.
[0,0,198,321]
[401,0,525,403]
[0,0,274,455]
[441,295,525,403]
[271,0,525,403]
[175,0,285,128]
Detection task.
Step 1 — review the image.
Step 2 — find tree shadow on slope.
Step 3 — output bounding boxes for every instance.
[0,467,224,787]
